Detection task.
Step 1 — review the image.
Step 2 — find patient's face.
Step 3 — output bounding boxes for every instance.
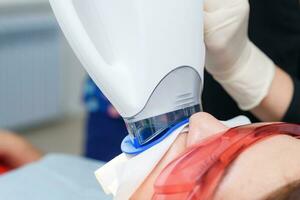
[131,113,300,200]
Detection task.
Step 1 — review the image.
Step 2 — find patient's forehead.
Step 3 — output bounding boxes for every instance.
[213,135,300,200]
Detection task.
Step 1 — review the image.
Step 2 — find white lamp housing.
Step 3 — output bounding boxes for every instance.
[50,0,205,149]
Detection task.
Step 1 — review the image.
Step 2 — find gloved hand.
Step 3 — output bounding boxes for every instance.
[204,0,276,110]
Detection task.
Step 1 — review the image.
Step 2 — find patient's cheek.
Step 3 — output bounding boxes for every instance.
[213,135,300,200]
[131,133,188,200]
[163,133,188,160]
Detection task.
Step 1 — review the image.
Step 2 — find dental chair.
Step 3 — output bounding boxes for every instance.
[0,154,111,200]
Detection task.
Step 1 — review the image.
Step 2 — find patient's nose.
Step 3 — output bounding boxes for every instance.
[187,112,229,147]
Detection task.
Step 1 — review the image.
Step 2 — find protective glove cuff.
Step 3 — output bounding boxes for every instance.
[215,42,276,110]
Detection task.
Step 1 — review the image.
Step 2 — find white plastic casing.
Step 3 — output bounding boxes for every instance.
[49,0,205,120]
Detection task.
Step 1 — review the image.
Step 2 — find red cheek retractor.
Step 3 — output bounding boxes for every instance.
[153,123,300,200]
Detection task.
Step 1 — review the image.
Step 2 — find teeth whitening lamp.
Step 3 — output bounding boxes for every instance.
[50,0,205,155]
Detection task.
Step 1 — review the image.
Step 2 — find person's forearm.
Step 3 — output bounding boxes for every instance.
[251,67,294,122]
[0,131,42,168]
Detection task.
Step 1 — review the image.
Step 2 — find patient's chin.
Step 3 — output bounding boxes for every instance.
[213,135,300,200]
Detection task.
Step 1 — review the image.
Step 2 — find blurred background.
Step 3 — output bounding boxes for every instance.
[0,0,87,155]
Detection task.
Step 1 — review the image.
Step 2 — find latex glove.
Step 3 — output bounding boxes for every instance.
[204,0,276,110]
